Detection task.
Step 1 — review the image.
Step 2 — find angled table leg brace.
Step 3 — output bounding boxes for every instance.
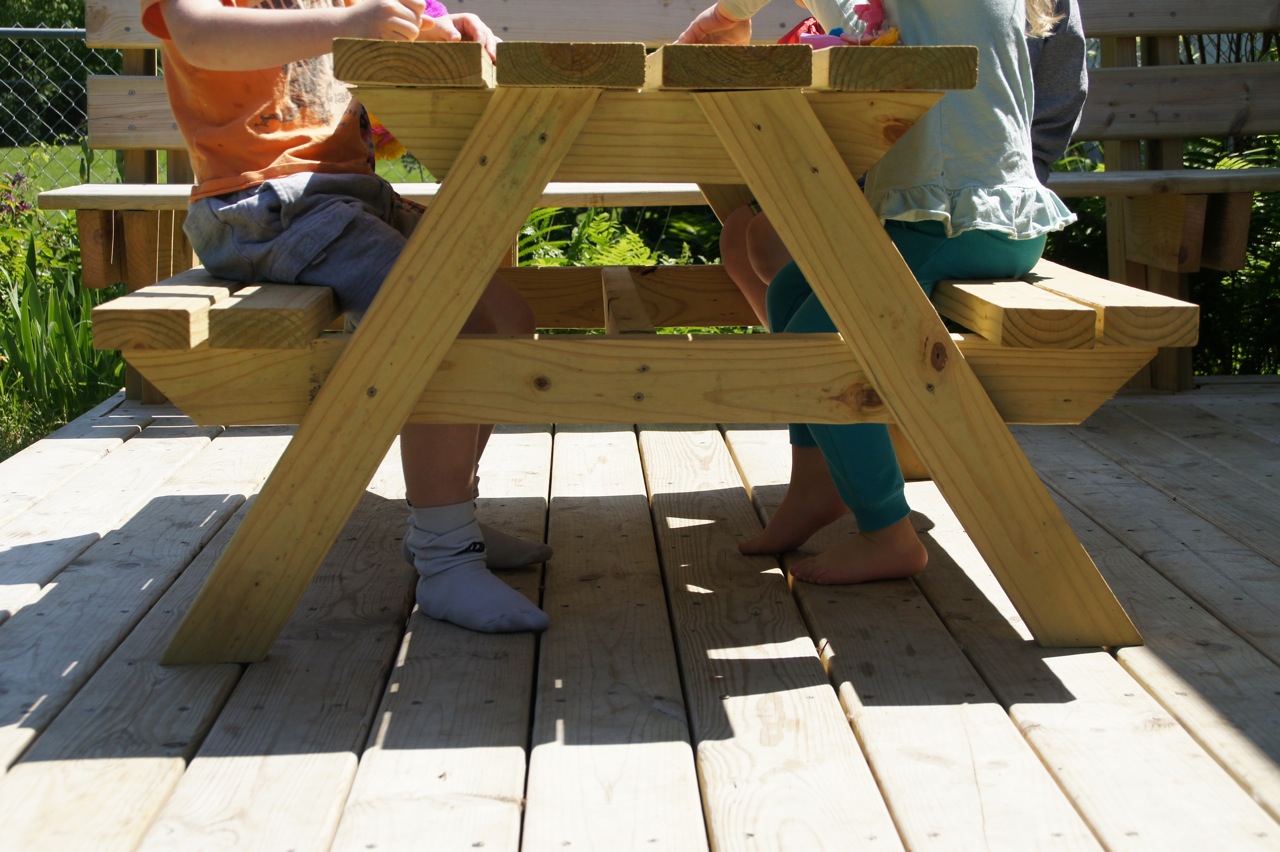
[162,87,603,664]
[696,89,1139,647]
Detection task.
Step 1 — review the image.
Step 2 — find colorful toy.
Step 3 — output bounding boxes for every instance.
[794,2,900,49]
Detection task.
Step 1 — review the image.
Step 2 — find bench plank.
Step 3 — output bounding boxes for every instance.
[90,268,241,350]
[93,265,758,351]
[1025,260,1200,348]
[208,284,339,350]
[1081,63,1280,141]
[933,279,1097,349]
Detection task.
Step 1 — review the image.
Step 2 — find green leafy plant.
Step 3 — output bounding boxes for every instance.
[1,167,124,459]
[0,253,124,458]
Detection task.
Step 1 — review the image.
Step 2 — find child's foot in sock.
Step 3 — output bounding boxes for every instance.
[405,502,548,633]
[400,522,552,570]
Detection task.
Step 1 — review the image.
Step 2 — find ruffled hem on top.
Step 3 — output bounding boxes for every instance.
[872,183,1077,240]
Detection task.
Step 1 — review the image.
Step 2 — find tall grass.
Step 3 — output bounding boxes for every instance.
[1,164,124,459]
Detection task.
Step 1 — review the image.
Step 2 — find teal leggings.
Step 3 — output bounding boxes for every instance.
[766,219,1046,532]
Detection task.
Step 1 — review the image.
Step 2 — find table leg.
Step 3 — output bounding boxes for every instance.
[696,90,1139,647]
[162,87,602,664]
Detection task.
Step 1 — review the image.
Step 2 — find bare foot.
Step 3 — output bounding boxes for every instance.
[741,445,848,554]
[788,516,927,584]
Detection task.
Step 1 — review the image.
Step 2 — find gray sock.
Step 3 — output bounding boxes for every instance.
[406,486,553,569]
[404,501,548,633]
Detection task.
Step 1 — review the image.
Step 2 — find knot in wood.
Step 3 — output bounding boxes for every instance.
[533,375,551,391]
[855,387,883,410]
[930,341,949,372]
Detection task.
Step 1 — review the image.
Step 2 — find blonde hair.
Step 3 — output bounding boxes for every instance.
[1025,0,1064,38]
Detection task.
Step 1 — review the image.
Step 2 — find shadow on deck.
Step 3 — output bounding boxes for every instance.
[0,377,1277,849]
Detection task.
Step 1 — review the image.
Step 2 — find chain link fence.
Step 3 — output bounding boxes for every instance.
[2,25,121,190]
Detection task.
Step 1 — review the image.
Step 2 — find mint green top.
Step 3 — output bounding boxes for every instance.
[865,0,1076,238]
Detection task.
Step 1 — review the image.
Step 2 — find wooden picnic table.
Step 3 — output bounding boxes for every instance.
[160,40,1140,664]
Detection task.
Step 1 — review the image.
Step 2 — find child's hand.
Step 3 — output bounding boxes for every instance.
[676,3,752,45]
[419,13,500,61]
[348,0,426,42]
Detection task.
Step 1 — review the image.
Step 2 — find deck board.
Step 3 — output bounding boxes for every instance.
[724,425,1101,849]
[0,378,1277,848]
[524,425,705,850]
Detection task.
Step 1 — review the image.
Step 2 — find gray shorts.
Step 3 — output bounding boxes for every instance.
[184,172,425,315]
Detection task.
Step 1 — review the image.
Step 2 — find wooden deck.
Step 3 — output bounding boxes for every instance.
[0,377,1277,850]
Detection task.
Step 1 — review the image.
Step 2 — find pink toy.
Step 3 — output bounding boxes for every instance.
[855,0,886,32]
[798,33,847,48]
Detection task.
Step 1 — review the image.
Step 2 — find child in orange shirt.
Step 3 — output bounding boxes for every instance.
[143,0,551,633]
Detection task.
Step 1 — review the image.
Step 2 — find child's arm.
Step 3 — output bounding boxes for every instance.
[415,13,499,59]
[676,2,754,44]
[156,0,428,70]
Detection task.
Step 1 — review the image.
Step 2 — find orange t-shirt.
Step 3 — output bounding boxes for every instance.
[142,0,374,200]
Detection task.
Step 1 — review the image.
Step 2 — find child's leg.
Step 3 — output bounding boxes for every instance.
[757,224,1048,584]
[400,382,545,632]
[745,211,792,284]
[736,262,854,553]
[195,180,551,626]
[399,272,549,632]
[720,204,770,325]
[789,416,925,584]
[762,260,925,582]
[738,438,849,555]
[464,274,554,568]
[720,205,794,326]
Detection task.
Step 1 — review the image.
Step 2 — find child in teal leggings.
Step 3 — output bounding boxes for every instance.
[679,0,1082,584]
[758,221,1046,583]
